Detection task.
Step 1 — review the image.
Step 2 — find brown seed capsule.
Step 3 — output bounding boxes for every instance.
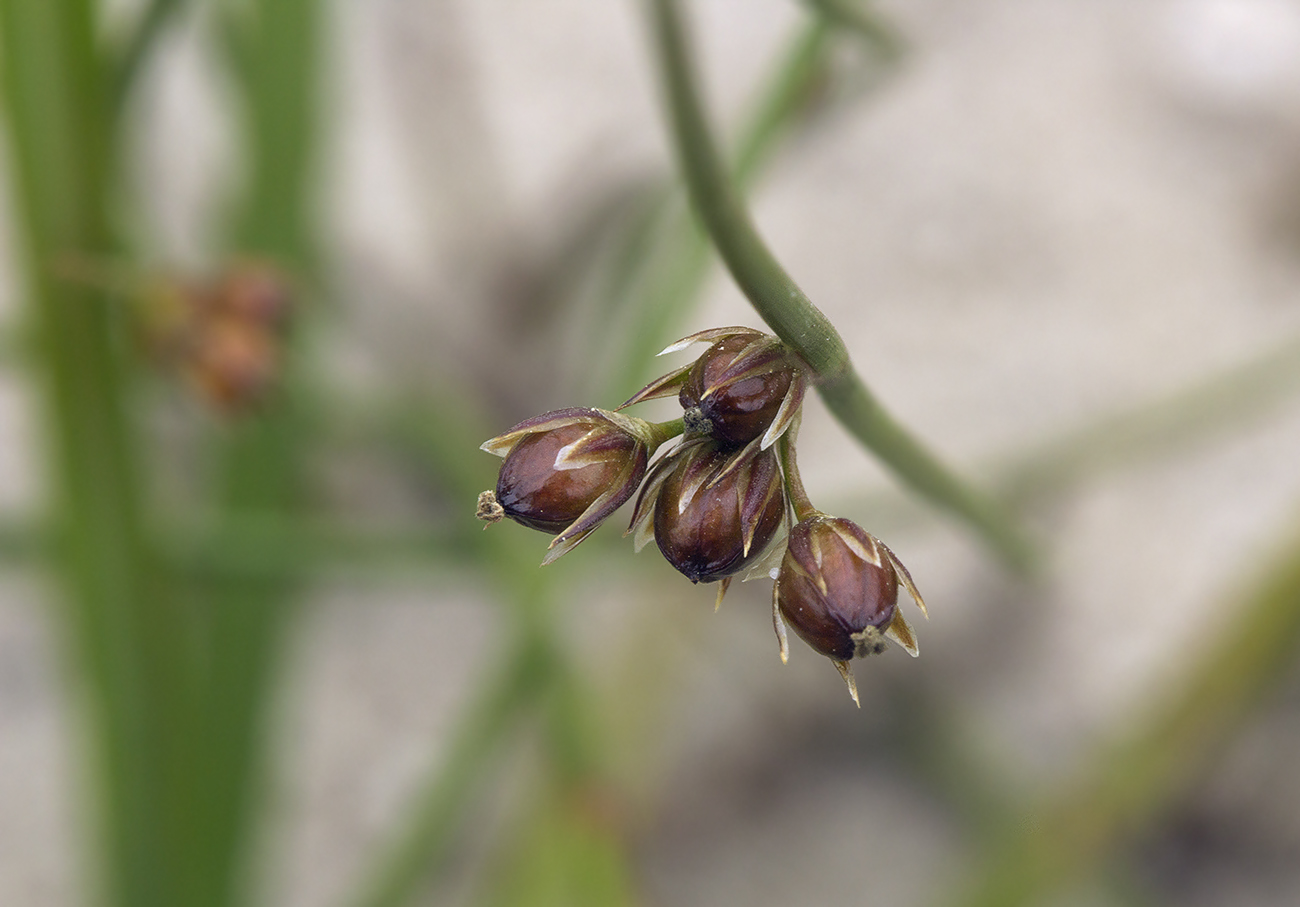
[619,326,806,451]
[480,408,659,564]
[679,333,801,448]
[628,438,785,584]
[773,517,926,679]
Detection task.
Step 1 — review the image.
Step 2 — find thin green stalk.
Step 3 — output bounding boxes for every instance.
[112,0,187,109]
[0,514,472,579]
[648,416,685,446]
[0,517,45,565]
[601,17,841,400]
[645,0,1035,572]
[1001,331,1300,508]
[348,631,555,907]
[945,514,1300,907]
[778,433,818,522]
[0,2,202,904]
[173,519,470,581]
[343,389,616,907]
[185,2,324,905]
[805,0,905,60]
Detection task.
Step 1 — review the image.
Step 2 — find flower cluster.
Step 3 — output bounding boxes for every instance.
[477,326,926,704]
[140,260,293,414]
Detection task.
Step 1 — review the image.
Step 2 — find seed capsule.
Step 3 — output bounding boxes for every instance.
[480,408,658,564]
[679,332,802,448]
[773,516,927,705]
[628,438,785,585]
[618,326,806,451]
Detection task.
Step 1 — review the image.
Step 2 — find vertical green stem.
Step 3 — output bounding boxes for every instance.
[112,0,187,109]
[0,2,200,905]
[188,2,323,905]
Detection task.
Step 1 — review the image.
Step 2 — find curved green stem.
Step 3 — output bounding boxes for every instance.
[646,0,1035,572]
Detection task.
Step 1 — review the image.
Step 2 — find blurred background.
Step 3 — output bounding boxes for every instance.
[5,0,1300,905]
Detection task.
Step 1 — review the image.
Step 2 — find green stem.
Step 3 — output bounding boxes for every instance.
[112,0,186,109]
[645,0,1035,572]
[1001,331,1300,508]
[347,632,555,907]
[778,433,818,522]
[0,513,473,580]
[186,2,324,905]
[945,514,1300,907]
[340,391,569,907]
[600,16,852,401]
[647,416,685,448]
[805,0,905,60]
[0,2,200,904]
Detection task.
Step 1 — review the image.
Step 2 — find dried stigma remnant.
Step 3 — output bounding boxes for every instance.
[479,408,672,564]
[773,516,927,706]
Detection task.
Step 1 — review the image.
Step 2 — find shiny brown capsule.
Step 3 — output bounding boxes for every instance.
[619,327,806,451]
[679,333,802,448]
[628,438,785,590]
[480,408,667,564]
[773,516,927,706]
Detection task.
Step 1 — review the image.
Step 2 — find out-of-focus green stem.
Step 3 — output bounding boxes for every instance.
[0,518,44,564]
[112,0,186,108]
[341,392,559,907]
[0,2,200,905]
[344,389,616,907]
[945,515,1300,907]
[187,2,323,905]
[645,0,1035,572]
[0,515,473,580]
[805,0,905,59]
[348,631,556,907]
[1001,332,1300,507]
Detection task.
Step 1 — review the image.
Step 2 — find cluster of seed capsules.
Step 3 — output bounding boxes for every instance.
[139,260,293,415]
[477,326,926,704]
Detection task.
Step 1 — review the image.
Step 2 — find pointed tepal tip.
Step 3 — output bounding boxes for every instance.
[773,583,790,663]
[714,576,732,612]
[833,661,860,708]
